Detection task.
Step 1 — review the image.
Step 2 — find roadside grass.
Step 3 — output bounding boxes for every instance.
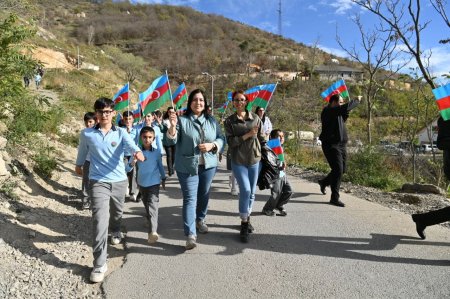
[283,141,447,192]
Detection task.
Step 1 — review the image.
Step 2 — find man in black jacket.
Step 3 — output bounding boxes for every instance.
[318,94,361,207]
[411,116,450,239]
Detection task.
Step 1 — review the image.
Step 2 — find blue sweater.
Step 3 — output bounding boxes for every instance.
[76,125,141,182]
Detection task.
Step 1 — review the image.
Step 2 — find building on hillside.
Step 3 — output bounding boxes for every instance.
[271,71,301,81]
[417,117,439,144]
[314,65,364,82]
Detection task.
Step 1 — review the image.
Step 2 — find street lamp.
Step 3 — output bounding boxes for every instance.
[202,72,214,115]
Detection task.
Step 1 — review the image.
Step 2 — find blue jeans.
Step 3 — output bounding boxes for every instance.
[232,161,260,221]
[177,166,217,236]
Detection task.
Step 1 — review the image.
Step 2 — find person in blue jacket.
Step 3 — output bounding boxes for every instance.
[75,97,144,283]
[166,89,225,250]
[127,126,166,244]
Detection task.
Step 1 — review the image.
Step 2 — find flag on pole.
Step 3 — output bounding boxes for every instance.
[172,83,188,109]
[432,83,450,120]
[132,103,142,123]
[320,79,349,102]
[245,83,277,110]
[218,91,233,113]
[139,74,170,115]
[112,83,129,111]
[267,138,284,162]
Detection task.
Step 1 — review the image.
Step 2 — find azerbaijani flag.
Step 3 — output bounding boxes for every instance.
[132,104,142,124]
[218,91,233,113]
[321,79,349,102]
[172,83,188,109]
[432,83,450,120]
[139,74,170,115]
[267,138,284,162]
[245,83,277,110]
[112,83,129,111]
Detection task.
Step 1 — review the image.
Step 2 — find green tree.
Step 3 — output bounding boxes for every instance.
[0,14,38,111]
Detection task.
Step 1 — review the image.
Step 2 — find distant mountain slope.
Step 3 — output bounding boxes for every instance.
[35,1,347,77]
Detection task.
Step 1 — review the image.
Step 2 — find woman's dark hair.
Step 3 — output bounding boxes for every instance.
[185,89,207,116]
[94,97,114,110]
[232,90,249,111]
[163,106,175,120]
[255,106,266,122]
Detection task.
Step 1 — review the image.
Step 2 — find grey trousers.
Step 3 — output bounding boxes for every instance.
[263,175,293,211]
[89,179,127,268]
[140,184,160,233]
[82,160,90,203]
[124,156,138,195]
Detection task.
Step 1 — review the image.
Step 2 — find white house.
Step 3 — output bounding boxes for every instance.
[417,118,438,144]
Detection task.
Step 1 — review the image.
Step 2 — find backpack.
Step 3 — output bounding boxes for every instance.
[257,144,281,190]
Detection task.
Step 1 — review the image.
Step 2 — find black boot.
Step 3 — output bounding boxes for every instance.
[247,216,254,233]
[240,221,249,243]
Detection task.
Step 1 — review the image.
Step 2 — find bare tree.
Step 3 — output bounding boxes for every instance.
[87,25,95,46]
[430,0,450,44]
[336,14,407,144]
[352,0,437,89]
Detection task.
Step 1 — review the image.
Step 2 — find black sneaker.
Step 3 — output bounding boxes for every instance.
[240,221,249,243]
[262,209,275,216]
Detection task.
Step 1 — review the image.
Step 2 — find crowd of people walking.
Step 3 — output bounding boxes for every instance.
[75,89,448,284]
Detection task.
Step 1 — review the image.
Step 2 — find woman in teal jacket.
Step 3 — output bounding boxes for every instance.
[167,89,225,250]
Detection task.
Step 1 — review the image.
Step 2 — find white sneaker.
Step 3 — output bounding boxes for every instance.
[148,232,159,244]
[196,220,208,234]
[185,235,197,250]
[111,231,123,245]
[90,264,108,283]
[231,189,238,196]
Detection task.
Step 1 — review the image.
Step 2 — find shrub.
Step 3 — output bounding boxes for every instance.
[33,146,58,179]
[345,146,404,190]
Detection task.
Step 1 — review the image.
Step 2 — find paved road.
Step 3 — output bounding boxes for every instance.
[104,161,450,298]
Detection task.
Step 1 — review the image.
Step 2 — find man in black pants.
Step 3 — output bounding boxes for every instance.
[318,94,361,207]
[411,117,450,239]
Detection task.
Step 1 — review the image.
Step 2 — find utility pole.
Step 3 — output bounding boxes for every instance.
[278,0,282,36]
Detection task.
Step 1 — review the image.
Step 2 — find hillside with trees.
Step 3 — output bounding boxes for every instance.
[0,0,448,191]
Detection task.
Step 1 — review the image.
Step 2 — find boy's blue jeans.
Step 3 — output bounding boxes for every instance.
[232,161,260,221]
[177,165,217,236]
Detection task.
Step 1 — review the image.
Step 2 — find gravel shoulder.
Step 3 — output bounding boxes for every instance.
[288,166,450,229]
